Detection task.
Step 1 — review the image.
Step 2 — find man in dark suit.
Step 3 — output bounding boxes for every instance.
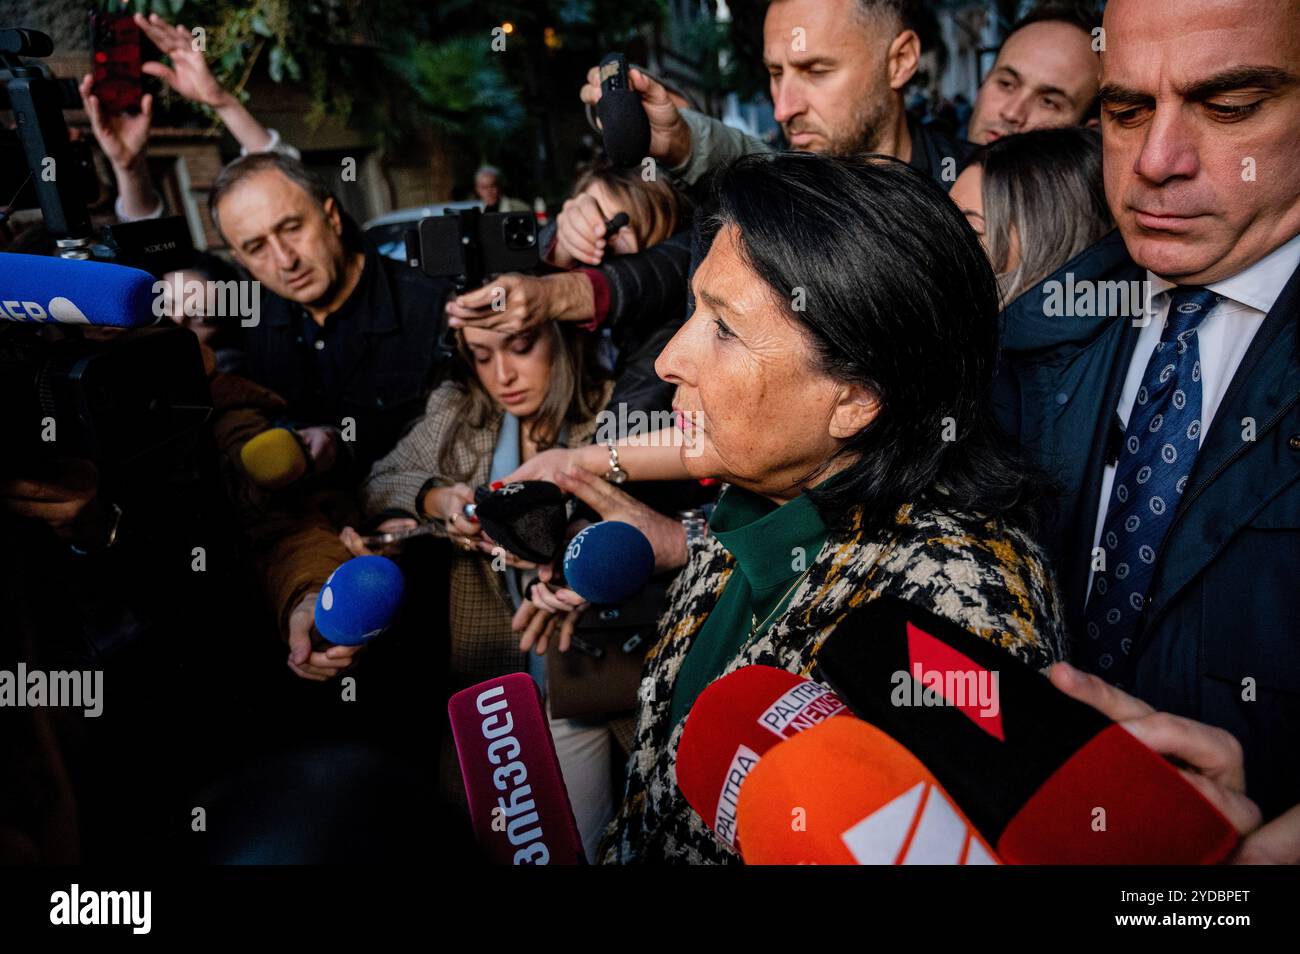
[997,0,1300,817]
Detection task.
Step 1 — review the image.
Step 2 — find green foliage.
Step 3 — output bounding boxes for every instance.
[381,35,525,147]
[92,0,694,177]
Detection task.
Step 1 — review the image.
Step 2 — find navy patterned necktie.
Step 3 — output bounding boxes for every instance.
[1083,286,1221,684]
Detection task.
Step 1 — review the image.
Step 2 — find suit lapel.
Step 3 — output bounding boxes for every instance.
[1059,321,1141,626]
[1145,264,1300,626]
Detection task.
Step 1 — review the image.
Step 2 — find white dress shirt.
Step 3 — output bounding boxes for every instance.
[1087,233,1300,599]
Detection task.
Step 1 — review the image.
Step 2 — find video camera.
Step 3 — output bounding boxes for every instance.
[1,26,193,272]
[405,207,540,292]
[0,28,211,494]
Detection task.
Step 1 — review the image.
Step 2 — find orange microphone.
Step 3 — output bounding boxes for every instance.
[735,717,999,865]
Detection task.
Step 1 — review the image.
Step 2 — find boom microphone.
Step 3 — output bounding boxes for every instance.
[239,427,308,489]
[737,717,999,865]
[447,672,585,865]
[313,555,406,646]
[595,53,651,167]
[676,666,849,849]
[561,520,654,604]
[0,252,158,327]
[815,597,1239,864]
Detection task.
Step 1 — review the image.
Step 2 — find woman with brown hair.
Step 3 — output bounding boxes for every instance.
[352,318,616,859]
[949,127,1113,304]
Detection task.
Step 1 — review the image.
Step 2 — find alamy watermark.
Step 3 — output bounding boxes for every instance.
[1,664,102,718]
[891,662,1000,720]
[152,276,261,327]
[1042,273,1159,326]
[593,404,705,457]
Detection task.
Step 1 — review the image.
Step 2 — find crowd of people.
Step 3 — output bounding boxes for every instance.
[3,0,1299,866]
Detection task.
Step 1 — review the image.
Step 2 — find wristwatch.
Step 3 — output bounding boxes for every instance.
[603,442,628,484]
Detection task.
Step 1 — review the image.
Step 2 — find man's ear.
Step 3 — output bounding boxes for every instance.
[887,29,921,92]
[1084,116,1100,129]
[828,383,880,440]
[323,196,343,236]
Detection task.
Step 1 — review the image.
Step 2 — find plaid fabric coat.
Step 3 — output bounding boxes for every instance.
[598,492,1069,864]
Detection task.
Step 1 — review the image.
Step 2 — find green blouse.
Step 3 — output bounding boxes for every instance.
[666,484,830,729]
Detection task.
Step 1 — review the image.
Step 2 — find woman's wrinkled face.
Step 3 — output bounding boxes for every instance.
[579,180,640,256]
[462,324,556,420]
[655,224,866,502]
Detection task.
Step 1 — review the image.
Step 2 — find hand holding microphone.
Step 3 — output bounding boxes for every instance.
[551,191,635,268]
[552,468,686,573]
[288,555,405,683]
[815,598,1241,864]
[295,425,342,474]
[579,59,691,167]
[1048,662,1262,838]
[513,468,685,654]
[286,589,359,682]
[239,425,340,488]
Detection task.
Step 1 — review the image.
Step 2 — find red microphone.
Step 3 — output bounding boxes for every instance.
[676,666,850,850]
[447,673,584,865]
[815,597,1240,864]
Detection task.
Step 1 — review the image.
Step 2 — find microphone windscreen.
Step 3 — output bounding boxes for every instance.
[562,520,654,604]
[597,89,652,167]
[314,555,405,646]
[676,665,849,849]
[474,481,569,564]
[0,253,158,327]
[736,717,1000,865]
[448,673,585,865]
[815,597,1239,864]
[239,427,308,489]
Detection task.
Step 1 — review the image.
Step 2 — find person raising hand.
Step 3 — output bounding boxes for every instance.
[81,12,296,221]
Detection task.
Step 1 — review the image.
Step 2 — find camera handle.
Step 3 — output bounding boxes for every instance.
[1,28,94,254]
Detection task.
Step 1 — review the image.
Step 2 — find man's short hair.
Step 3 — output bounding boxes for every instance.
[207,152,363,252]
[851,0,925,36]
[1002,2,1104,118]
[208,153,332,236]
[1007,2,1102,47]
[474,165,502,181]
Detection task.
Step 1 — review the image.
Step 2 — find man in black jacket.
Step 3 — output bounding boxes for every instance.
[996,0,1300,817]
[210,153,453,478]
[581,0,971,191]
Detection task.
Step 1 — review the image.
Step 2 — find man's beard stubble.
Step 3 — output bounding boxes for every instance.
[784,94,893,158]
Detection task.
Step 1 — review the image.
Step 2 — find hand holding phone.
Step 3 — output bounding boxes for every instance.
[89,12,143,116]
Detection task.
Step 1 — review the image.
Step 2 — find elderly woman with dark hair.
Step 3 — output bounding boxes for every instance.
[512,152,1069,864]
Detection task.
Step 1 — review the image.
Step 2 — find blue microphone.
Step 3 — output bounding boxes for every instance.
[314,556,406,646]
[562,521,654,605]
[0,253,158,327]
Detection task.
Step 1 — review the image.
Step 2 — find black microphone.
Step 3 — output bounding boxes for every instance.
[814,597,1239,864]
[473,481,570,564]
[602,212,630,241]
[595,53,651,168]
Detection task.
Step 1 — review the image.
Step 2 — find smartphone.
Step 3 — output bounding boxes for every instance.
[89,11,143,115]
[359,504,477,548]
[360,523,439,548]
